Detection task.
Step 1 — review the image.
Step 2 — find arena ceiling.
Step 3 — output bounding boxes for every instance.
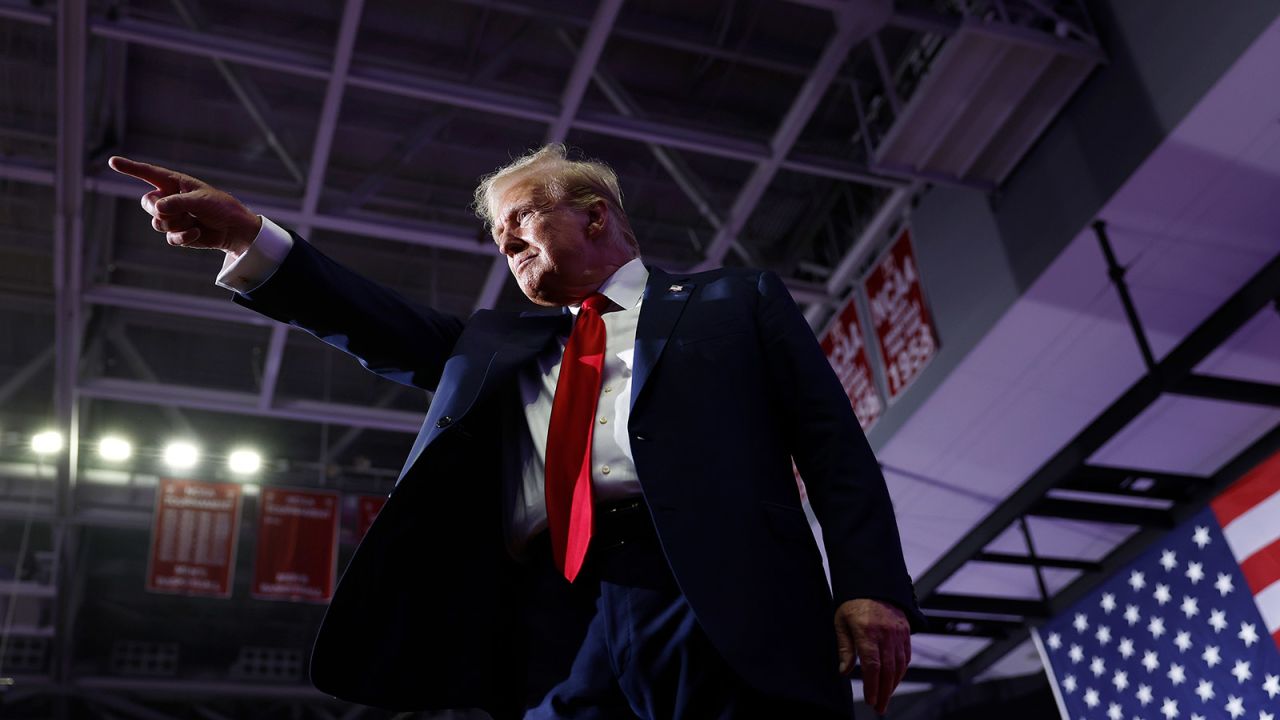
[8,1,1279,719]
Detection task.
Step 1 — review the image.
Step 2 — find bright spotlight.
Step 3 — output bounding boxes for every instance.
[227,448,262,475]
[163,441,200,470]
[98,436,132,462]
[30,430,63,456]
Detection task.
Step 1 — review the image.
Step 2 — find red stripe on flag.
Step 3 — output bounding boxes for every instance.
[1212,449,1280,527]
[1238,536,1280,595]
[1274,628,1280,651]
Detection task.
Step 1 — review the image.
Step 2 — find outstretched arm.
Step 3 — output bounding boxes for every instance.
[110,156,466,390]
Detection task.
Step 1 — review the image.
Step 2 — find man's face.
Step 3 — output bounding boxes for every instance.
[490,179,609,306]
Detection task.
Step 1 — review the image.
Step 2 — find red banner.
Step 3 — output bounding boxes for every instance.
[864,229,939,401]
[146,478,242,597]
[819,294,882,431]
[251,487,339,603]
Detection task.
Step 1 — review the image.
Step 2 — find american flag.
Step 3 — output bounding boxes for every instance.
[1035,450,1280,720]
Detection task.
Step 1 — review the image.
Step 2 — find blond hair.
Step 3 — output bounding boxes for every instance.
[473,144,639,251]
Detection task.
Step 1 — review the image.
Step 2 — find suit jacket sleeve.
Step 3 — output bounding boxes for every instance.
[755,270,926,631]
[231,230,466,392]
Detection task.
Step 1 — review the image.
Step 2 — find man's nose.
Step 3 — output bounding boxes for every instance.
[498,233,526,257]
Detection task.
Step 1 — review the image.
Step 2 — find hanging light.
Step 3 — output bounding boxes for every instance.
[30,430,63,456]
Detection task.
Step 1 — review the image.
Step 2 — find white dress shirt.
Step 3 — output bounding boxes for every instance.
[217,218,645,547]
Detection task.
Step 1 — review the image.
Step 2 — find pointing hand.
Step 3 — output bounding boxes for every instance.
[108,156,262,258]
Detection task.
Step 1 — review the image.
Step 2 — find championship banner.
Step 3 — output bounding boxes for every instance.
[1034,450,1280,720]
[819,293,882,431]
[251,487,339,603]
[863,229,939,401]
[146,478,242,597]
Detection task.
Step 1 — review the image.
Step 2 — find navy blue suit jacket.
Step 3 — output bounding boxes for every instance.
[234,235,924,717]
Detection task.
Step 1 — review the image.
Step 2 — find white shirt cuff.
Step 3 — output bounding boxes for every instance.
[215,215,293,293]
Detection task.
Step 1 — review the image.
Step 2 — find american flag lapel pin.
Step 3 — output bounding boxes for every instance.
[668,284,684,293]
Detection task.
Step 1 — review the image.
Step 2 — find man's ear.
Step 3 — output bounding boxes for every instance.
[585,200,608,239]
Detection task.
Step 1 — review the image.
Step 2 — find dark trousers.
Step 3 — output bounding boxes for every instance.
[515,505,851,720]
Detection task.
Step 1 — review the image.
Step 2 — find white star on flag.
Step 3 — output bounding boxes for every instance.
[1173,630,1193,652]
[1118,637,1135,658]
[1185,561,1204,584]
[1225,695,1244,719]
[1069,644,1084,663]
[1160,696,1178,719]
[1113,669,1129,691]
[1192,525,1211,549]
[1167,663,1186,685]
[1231,660,1252,684]
[1143,650,1161,672]
[1107,702,1123,720]
[1137,683,1154,705]
[1214,572,1234,596]
[1203,645,1222,668]
[1047,632,1061,650]
[1130,570,1147,591]
[1154,583,1173,605]
[1149,615,1167,639]
[1194,679,1214,702]
[1161,549,1178,571]
[1096,625,1112,645]
[1101,592,1117,613]
[1208,609,1228,632]
[1091,656,1106,677]
[1063,674,1077,693]
[1084,687,1100,708]
[1237,622,1258,647]
[1124,604,1141,626]
[1074,612,1089,632]
[1261,711,1275,720]
[1263,674,1280,699]
[1180,595,1199,618]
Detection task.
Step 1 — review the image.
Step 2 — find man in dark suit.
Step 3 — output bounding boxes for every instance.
[111,146,924,719]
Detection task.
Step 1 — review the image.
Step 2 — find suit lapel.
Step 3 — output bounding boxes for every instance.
[631,268,694,411]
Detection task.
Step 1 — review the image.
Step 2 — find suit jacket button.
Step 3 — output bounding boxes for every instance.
[436,416,452,428]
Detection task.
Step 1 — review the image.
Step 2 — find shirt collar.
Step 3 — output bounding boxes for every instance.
[568,257,648,315]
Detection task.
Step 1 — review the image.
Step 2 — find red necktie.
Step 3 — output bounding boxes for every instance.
[545,293,611,582]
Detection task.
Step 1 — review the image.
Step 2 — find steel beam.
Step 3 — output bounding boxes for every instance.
[169,0,305,185]
[75,676,330,700]
[695,1,892,270]
[0,159,494,256]
[47,14,891,184]
[106,326,197,438]
[83,284,274,327]
[973,551,1100,573]
[914,248,1280,600]
[1028,498,1174,528]
[1169,373,1280,408]
[919,593,1048,619]
[52,2,88,709]
[0,345,54,406]
[78,377,422,433]
[257,0,365,410]
[952,421,1280,689]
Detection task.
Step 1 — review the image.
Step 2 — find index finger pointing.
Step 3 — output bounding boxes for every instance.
[108,156,183,192]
